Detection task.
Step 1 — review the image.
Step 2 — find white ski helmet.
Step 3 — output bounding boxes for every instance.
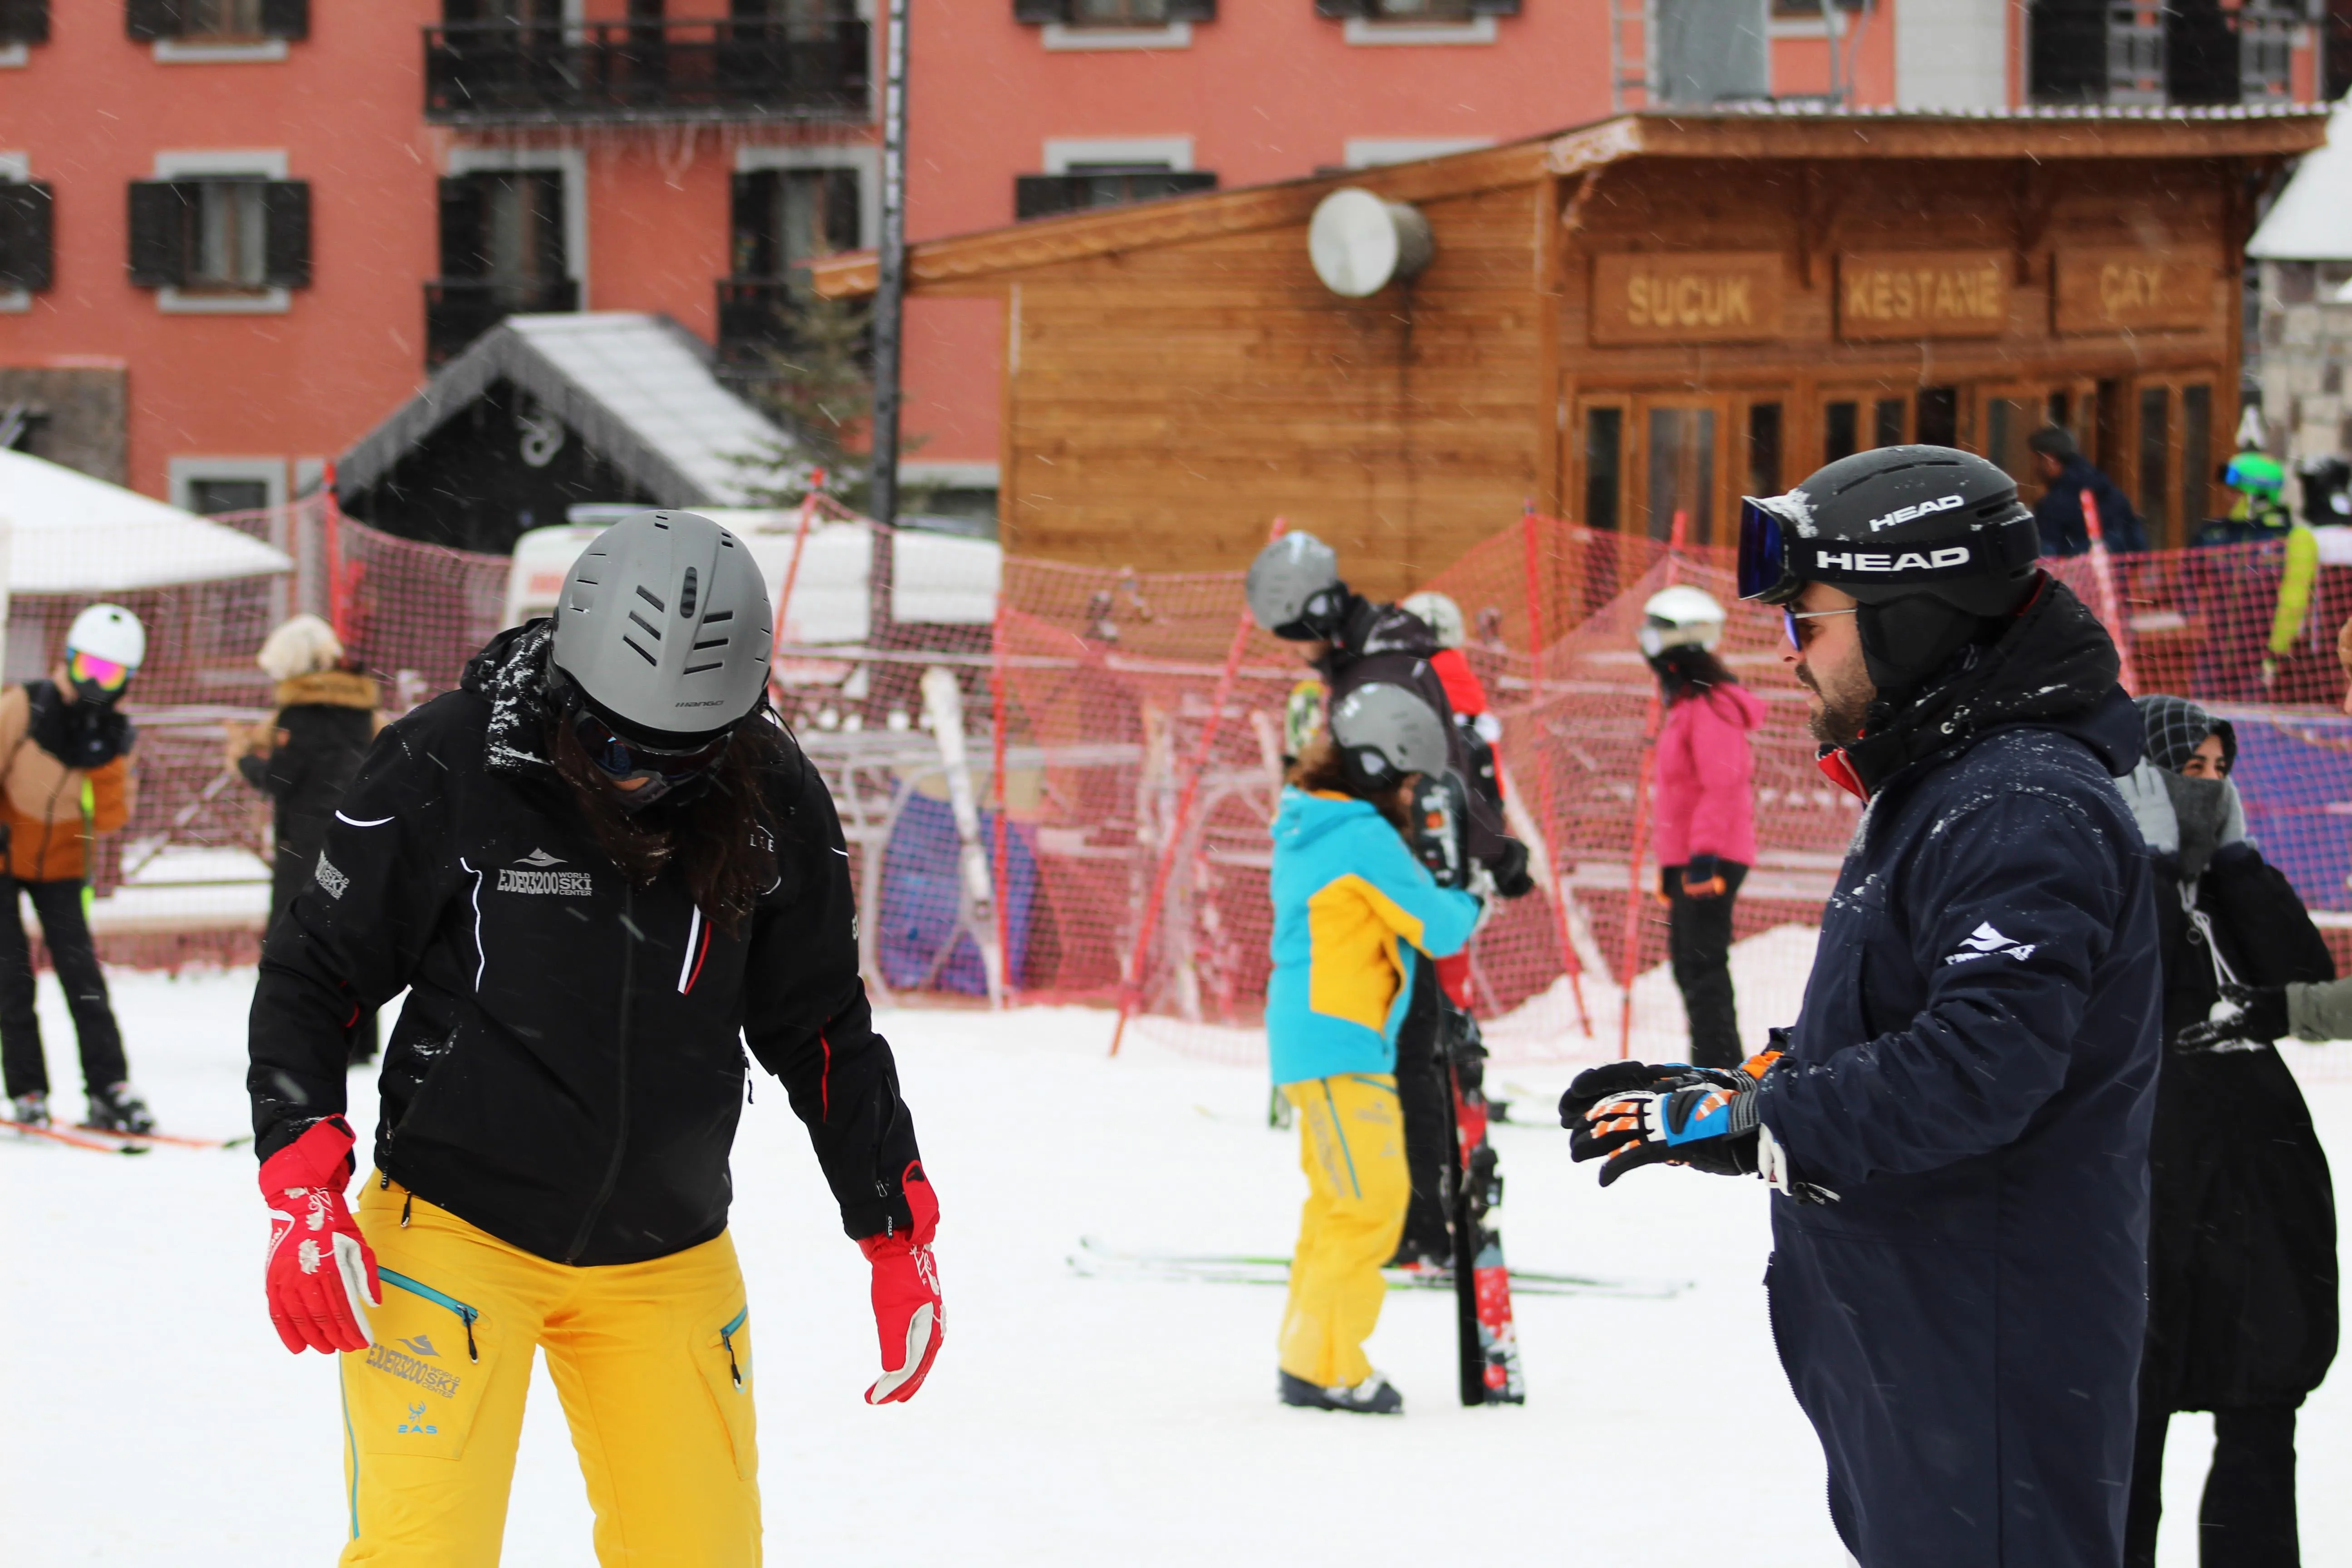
[1637,585,1725,658]
[66,603,147,670]
[1401,591,1466,650]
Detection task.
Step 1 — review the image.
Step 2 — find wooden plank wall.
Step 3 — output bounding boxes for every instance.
[1000,182,1547,601]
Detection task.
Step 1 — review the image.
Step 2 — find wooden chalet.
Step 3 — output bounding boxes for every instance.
[816,106,2331,599]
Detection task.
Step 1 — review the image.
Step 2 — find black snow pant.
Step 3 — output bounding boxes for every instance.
[2126,1405,2301,1568]
[1664,862,1745,1070]
[0,877,127,1102]
[1390,950,1454,1267]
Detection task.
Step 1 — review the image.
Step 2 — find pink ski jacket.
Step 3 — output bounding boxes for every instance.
[1651,683,1766,869]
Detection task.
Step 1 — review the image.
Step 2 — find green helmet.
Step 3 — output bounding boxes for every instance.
[2225,451,2285,497]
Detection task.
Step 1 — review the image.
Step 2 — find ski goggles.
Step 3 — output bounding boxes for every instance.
[66,650,133,693]
[568,706,733,790]
[1735,495,1810,606]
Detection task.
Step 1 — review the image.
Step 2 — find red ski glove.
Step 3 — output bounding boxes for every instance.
[859,1161,942,1405]
[260,1117,380,1355]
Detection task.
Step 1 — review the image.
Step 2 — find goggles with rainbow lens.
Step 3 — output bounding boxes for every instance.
[66,650,133,695]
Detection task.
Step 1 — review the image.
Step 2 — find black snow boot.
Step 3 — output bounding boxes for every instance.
[1279,1370,1404,1415]
[84,1081,154,1135]
[8,1089,48,1127]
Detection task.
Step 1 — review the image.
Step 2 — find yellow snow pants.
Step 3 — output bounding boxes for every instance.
[1278,1073,1409,1389]
[337,1177,760,1567]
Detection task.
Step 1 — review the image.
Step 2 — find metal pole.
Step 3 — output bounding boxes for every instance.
[868,0,909,559]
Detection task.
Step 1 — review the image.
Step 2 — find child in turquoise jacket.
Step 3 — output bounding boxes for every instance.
[1266,701,1480,1416]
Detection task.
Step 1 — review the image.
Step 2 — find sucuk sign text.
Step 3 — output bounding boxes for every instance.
[1589,252,1782,346]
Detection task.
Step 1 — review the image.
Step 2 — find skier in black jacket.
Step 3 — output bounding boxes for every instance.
[1248,532,1532,1269]
[2115,695,2336,1568]
[246,512,940,1565]
[1563,446,2161,1568]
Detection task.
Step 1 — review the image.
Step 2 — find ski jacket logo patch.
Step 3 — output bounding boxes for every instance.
[496,853,593,897]
[1943,921,2038,965]
[314,852,349,900]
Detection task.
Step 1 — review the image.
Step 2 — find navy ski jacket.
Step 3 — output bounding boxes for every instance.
[1756,578,2161,1568]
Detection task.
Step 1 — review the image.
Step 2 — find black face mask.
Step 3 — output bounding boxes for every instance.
[25,681,133,770]
[2162,772,2230,878]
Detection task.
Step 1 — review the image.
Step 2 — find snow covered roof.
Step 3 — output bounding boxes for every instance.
[2249,103,2352,263]
[334,313,792,510]
[0,449,292,592]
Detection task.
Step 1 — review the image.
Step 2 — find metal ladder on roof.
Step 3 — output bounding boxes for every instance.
[1610,0,1650,111]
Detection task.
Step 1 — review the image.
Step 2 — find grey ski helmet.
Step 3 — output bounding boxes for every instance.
[1246,532,1348,642]
[551,510,774,743]
[1736,445,2040,694]
[1328,681,1448,794]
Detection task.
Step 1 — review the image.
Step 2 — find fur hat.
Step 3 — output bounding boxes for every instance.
[256,614,344,683]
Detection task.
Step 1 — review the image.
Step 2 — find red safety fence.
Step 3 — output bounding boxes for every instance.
[29,485,2352,1083]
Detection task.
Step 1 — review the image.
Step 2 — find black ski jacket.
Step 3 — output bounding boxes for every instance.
[1316,594,1518,868]
[1757,578,2161,1568]
[2142,843,2337,1413]
[247,623,922,1266]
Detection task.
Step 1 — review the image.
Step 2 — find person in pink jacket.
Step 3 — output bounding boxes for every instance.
[1639,586,1766,1068]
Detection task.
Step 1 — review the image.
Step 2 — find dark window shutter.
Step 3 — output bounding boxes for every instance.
[1163,0,1214,18]
[125,0,182,40]
[441,0,483,21]
[0,0,50,45]
[263,180,311,288]
[127,180,188,288]
[0,182,53,291]
[259,0,308,39]
[730,169,776,276]
[1465,0,1517,13]
[1012,0,1065,23]
[531,170,567,284]
[1313,0,1370,15]
[822,167,861,254]
[437,175,485,279]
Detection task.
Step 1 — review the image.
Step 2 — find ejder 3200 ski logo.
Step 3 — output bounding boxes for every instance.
[1942,922,2038,966]
[496,848,593,897]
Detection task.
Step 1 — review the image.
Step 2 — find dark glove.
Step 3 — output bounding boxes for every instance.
[2173,984,2289,1053]
[1485,838,1534,899]
[1563,1061,1761,1186]
[1681,854,1738,899]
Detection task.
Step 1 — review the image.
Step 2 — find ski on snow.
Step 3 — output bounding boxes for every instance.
[3,1118,150,1154]
[70,1125,249,1150]
[1066,1238,1689,1300]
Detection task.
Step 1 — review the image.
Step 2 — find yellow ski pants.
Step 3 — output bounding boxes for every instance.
[1278,1073,1409,1389]
[337,1178,760,1567]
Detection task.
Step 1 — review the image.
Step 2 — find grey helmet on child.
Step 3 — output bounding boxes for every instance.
[1328,681,1448,795]
[1737,444,2040,695]
[1246,532,1349,642]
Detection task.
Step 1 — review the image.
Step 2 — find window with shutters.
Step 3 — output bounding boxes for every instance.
[427,166,581,366]
[1017,0,1212,34]
[1316,0,1514,32]
[131,0,308,58]
[720,163,865,366]
[0,0,50,50]
[128,163,309,313]
[0,172,53,308]
[1014,165,1216,220]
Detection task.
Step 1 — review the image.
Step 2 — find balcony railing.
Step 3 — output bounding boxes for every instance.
[424,17,870,125]
[425,277,581,367]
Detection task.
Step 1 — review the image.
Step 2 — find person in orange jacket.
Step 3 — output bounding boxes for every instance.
[0,604,148,1134]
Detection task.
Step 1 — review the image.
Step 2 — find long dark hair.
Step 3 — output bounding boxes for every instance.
[1285,733,1412,830]
[1650,644,1737,705]
[550,706,798,937]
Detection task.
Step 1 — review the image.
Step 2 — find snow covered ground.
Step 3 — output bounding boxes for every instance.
[8,967,2352,1565]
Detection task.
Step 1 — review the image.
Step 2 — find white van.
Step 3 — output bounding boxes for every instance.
[501,506,1000,643]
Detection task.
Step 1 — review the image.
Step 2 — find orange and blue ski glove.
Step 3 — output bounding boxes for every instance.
[1563,1061,1764,1186]
[859,1161,942,1405]
[260,1115,381,1354]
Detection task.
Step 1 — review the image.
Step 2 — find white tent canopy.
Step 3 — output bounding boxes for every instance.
[0,449,292,592]
[2249,102,2352,264]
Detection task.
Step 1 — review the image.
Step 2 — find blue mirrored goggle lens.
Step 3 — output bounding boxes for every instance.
[1737,498,1786,602]
[570,709,730,783]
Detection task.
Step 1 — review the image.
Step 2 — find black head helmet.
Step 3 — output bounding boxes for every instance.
[1737,444,2041,694]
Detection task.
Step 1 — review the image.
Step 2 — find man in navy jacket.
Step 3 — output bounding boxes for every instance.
[1566,446,2161,1568]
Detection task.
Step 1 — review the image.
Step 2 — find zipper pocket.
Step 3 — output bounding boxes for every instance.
[720,1306,748,1391]
[379,1267,482,1363]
